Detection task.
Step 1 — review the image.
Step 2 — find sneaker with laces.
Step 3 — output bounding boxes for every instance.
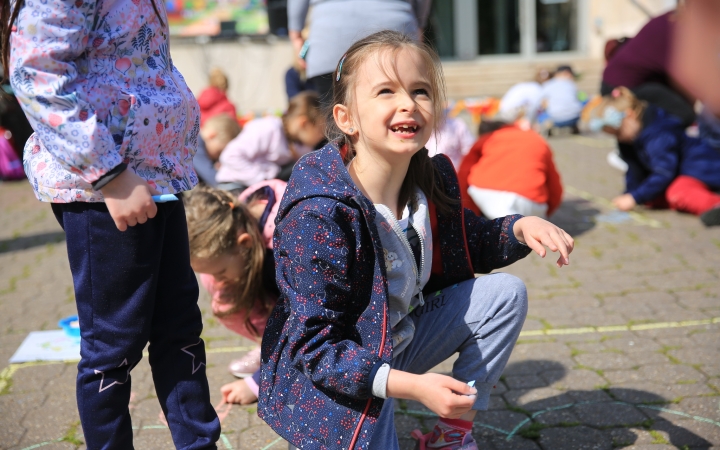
[700,206,720,227]
[411,422,478,450]
[228,346,261,378]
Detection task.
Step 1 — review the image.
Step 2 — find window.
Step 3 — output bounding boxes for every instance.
[536,0,578,52]
[477,0,521,55]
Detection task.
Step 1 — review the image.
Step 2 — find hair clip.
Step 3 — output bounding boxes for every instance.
[611,88,621,98]
[227,202,234,210]
[336,53,347,82]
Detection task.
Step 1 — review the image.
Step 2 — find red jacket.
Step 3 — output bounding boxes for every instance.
[197,87,237,126]
[458,126,563,216]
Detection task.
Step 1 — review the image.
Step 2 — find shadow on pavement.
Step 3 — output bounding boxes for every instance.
[479,359,713,449]
[550,198,600,238]
[0,230,66,254]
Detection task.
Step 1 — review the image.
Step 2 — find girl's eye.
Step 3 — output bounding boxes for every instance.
[414,88,430,97]
[379,88,393,95]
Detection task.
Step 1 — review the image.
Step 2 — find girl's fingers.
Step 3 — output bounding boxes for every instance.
[445,378,477,396]
[524,234,546,258]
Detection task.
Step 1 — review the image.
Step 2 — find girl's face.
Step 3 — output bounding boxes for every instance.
[343,48,434,160]
[616,111,642,143]
[190,233,251,284]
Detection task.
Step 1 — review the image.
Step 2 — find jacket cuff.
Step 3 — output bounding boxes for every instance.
[92,163,127,191]
[505,214,527,246]
[367,360,389,398]
[370,363,391,399]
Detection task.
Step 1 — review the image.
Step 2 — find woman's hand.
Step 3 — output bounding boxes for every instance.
[289,30,307,70]
[220,379,258,405]
[612,193,637,211]
[386,370,476,419]
[512,216,574,268]
[100,170,160,231]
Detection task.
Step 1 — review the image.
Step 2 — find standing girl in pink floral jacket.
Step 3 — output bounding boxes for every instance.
[3,0,220,448]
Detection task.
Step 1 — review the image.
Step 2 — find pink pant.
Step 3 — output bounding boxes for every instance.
[666,175,720,215]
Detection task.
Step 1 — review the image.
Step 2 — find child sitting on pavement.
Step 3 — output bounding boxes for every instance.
[458,120,563,219]
[195,113,242,187]
[590,87,720,226]
[185,181,286,404]
[540,65,583,132]
[215,91,325,191]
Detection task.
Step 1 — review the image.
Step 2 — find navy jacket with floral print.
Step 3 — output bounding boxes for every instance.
[259,144,531,449]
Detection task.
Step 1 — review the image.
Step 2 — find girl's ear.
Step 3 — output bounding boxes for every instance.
[625,109,637,120]
[237,232,252,248]
[333,104,354,135]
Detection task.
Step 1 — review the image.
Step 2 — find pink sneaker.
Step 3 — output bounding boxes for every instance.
[228,346,261,378]
[411,424,478,450]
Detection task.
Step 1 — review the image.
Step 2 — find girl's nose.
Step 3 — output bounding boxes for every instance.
[398,92,417,112]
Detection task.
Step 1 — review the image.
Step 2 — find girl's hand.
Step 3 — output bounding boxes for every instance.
[612,193,637,211]
[100,170,160,231]
[512,216,574,268]
[220,379,258,405]
[386,370,476,419]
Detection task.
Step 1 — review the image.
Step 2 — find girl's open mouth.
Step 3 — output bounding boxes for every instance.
[390,124,419,137]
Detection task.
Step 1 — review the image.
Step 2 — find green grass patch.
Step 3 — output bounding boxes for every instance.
[649,430,668,444]
[60,421,84,446]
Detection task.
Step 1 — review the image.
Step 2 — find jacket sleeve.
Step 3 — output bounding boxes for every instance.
[545,147,563,216]
[287,0,312,32]
[273,206,382,400]
[629,132,680,204]
[9,0,124,184]
[464,212,532,274]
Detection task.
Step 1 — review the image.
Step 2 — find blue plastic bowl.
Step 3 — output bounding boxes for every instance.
[58,315,81,338]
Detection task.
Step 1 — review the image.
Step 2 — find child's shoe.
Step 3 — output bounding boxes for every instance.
[411,418,478,450]
[700,206,720,227]
[228,346,261,378]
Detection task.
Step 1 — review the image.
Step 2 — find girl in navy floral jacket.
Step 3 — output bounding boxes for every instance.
[259,31,574,450]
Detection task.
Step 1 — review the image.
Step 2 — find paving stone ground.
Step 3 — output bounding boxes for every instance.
[1,135,719,450]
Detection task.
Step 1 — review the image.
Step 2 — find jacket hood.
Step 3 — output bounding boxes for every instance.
[198,87,230,111]
[276,143,367,224]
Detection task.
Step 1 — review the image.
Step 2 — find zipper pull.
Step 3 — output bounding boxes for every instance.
[418,289,424,306]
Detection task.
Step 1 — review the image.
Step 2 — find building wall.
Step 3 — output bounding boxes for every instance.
[170,0,676,113]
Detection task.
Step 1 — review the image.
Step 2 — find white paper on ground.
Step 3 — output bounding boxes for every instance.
[9,330,80,363]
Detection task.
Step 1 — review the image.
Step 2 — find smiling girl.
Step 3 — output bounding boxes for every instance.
[258,31,574,450]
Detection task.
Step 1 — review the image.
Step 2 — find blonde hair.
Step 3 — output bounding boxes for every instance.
[208,67,229,92]
[203,113,241,144]
[185,186,269,337]
[327,30,455,214]
[591,86,646,122]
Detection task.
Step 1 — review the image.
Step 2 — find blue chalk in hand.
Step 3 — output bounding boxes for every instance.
[152,194,179,203]
[467,380,476,388]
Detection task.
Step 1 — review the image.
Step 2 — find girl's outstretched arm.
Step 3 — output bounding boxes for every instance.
[464,212,533,273]
[273,203,385,399]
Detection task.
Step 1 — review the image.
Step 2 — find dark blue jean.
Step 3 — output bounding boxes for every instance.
[52,199,220,450]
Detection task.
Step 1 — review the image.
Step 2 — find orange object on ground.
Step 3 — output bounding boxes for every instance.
[458,126,563,217]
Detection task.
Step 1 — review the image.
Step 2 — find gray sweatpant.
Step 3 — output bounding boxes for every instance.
[288,273,527,450]
[369,273,528,449]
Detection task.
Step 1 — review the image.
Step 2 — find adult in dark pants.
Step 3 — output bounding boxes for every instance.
[287,0,432,107]
[601,10,696,171]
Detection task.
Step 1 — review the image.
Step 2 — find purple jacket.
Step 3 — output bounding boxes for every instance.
[258,145,530,449]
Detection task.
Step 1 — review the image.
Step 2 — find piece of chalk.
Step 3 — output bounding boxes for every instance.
[152,194,179,203]
[467,380,476,388]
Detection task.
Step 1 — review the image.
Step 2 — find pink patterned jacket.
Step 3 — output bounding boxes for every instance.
[9,0,199,202]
